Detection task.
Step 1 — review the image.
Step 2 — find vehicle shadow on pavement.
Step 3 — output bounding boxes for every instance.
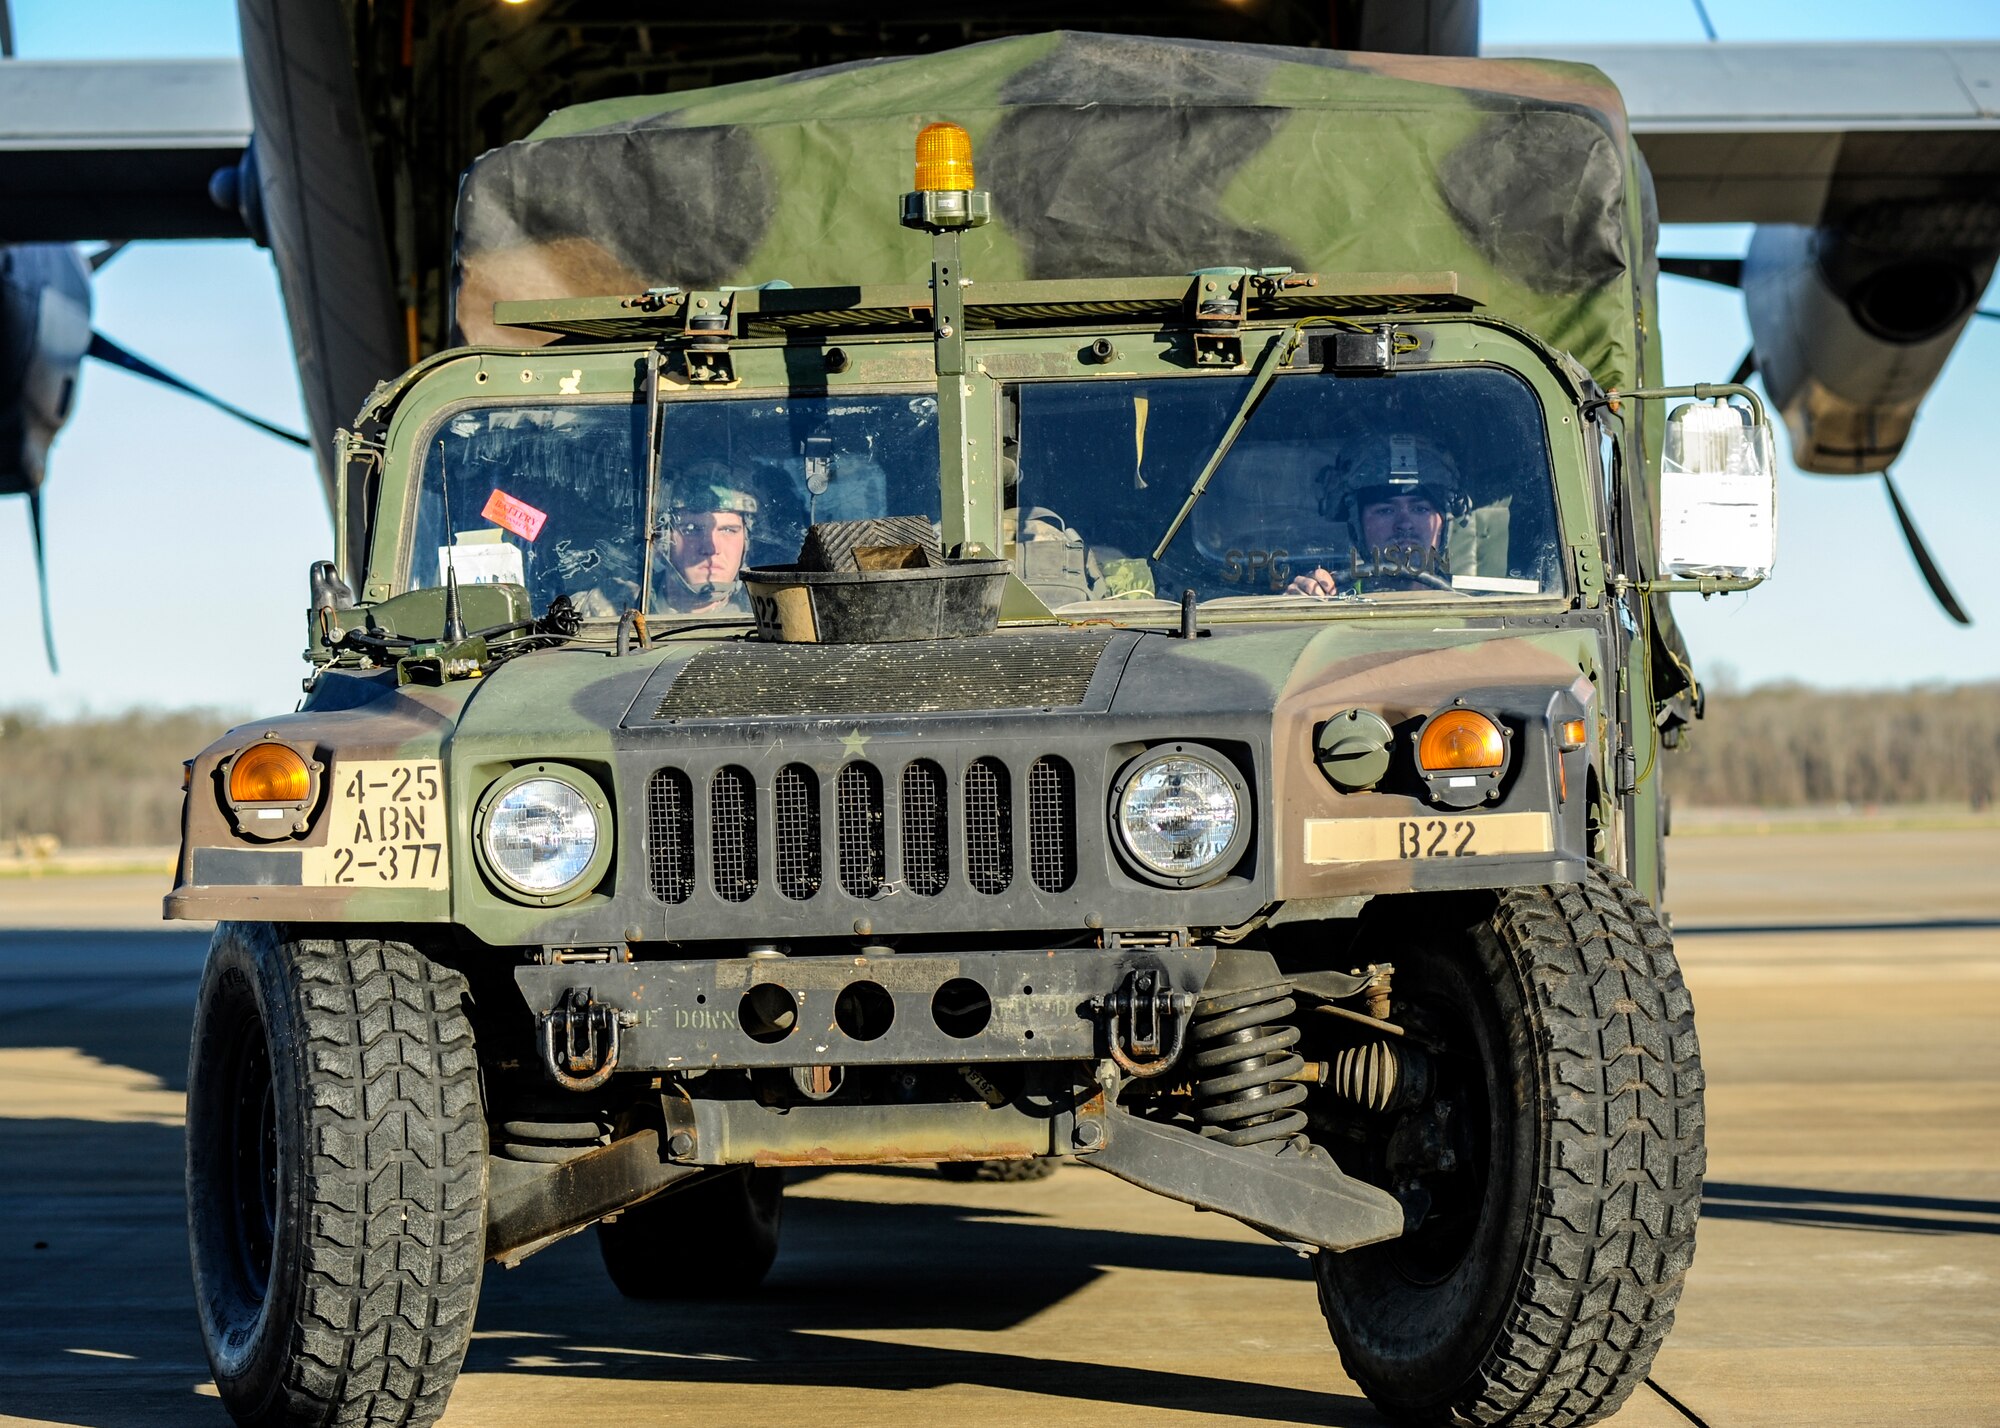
[464,1186,1377,1426]
[1702,1181,2000,1236]
[0,928,209,1090]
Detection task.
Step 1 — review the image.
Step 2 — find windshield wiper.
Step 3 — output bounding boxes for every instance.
[1151,321,1312,561]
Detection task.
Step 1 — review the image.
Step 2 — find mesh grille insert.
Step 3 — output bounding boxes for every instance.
[652,632,1114,719]
[709,767,757,903]
[1028,757,1077,893]
[773,764,821,901]
[836,762,886,898]
[900,760,949,897]
[964,758,1013,895]
[646,769,695,905]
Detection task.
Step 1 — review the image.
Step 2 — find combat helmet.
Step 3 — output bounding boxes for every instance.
[664,458,759,527]
[1316,433,1469,538]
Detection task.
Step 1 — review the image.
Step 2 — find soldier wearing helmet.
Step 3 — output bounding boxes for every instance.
[657,459,759,614]
[1287,433,1467,596]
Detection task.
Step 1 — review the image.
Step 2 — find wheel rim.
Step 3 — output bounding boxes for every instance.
[1342,951,1506,1289]
[225,1019,279,1303]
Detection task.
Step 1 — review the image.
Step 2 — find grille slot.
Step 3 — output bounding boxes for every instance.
[964,757,1013,895]
[773,764,821,900]
[646,769,695,905]
[836,762,886,898]
[1028,756,1077,893]
[900,760,949,897]
[709,767,757,902]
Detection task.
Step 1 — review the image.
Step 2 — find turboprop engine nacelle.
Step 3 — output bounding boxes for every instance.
[1743,207,2000,475]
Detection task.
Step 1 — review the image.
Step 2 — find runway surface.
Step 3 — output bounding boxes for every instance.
[1,828,1995,1426]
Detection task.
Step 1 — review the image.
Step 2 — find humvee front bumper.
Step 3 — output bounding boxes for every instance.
[514,945,1216,1075]
[513,945,1408,1254]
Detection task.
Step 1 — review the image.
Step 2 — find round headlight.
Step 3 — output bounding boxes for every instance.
[1114,749,1245,884]
[483,776,599,896]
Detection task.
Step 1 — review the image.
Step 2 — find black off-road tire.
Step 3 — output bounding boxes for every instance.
[937,1157,1061,1183]
[1316,867,1704,1427]
[596,1167,784,1298]
[187,924,486,1428]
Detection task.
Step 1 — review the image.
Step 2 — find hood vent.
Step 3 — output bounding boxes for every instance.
[649,631,1118,721]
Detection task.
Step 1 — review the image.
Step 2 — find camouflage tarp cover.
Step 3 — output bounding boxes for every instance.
[454,31,1659,392]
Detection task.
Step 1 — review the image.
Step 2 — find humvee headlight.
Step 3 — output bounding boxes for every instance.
[480,771,604,901]
[914,121,975,191]
[1112,745,1249,887]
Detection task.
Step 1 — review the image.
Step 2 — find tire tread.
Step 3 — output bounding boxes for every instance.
[276,936,484,1428]
[1446,867,1705,1427]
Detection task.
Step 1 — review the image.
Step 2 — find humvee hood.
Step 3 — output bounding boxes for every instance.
[1109,619,1590,722]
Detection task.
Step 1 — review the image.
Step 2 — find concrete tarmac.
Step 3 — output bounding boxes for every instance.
[1,829,1996,1426]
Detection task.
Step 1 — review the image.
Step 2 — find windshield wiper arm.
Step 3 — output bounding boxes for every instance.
[1151,322,1310,561]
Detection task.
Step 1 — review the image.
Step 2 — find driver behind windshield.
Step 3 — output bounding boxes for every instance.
[1286,433,1466,596]
[654,461,758,615]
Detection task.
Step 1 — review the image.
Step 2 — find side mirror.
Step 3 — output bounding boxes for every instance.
[1659,396,1776,584]
[1607,381,1776,594]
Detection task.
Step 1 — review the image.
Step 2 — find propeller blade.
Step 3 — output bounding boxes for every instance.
[1882,471,1972,625]
[86,332,309,449]
[1979,309,2000,321]
[1660,256,1744,288]
[87,241,129,273]
[26,488,57,672]
[1729,347,1757,386]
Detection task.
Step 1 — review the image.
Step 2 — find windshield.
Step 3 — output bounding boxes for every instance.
[408,391,942,620]
[1009,366,1563,610]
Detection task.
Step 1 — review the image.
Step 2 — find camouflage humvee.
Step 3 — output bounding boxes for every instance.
[176,34,1777,1428]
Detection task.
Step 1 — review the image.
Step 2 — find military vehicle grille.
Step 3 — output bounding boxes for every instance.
[773,764,821,900]
[709,767,758,902]
[646,770,696,904]
[649,632,1114,720]
[645,756,1077,906]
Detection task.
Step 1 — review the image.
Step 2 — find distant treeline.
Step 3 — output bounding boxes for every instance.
[0,708,242,850]
[1667,681,2000,810]
[2,685,1996,848]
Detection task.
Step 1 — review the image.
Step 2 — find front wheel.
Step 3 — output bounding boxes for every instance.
[186,925,486,1428]
[1315,868,1704,1427]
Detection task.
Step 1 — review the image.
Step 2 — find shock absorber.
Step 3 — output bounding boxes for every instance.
[1188,981,1308,1152]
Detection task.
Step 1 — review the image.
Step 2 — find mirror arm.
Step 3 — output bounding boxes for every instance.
[1632,574,1764,595]
[1596,381,1769,427]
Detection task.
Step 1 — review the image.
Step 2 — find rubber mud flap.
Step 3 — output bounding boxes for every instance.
[1084,1110,1404,1252]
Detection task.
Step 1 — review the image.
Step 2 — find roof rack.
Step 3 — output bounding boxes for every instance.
[491,271,1483,343]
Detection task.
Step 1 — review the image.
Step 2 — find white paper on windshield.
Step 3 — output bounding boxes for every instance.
[438,542,525,587]
[1451,574,1540,594]
[1659,471,1773,577]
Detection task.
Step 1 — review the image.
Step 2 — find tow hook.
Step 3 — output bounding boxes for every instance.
[539,986,638,1092]
[1091,964,1195,1078]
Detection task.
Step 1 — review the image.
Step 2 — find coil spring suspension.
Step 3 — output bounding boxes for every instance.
[1188,981,1308,1152]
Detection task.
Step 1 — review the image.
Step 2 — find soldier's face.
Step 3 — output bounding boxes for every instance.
[669,513,748,587]
[1360,495,1443,551]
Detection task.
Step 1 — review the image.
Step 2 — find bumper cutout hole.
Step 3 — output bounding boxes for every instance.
[834,980,895,1042]
[931,978,992,1039]
[740,983,798,1044]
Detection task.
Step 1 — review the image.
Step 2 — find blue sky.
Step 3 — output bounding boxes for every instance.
[1,0,1998,714]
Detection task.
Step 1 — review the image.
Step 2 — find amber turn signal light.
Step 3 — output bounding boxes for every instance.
[229,742,311,804]
[1416,709,1506,772]
[914,121,975,191]
[1559,718,1587,750]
